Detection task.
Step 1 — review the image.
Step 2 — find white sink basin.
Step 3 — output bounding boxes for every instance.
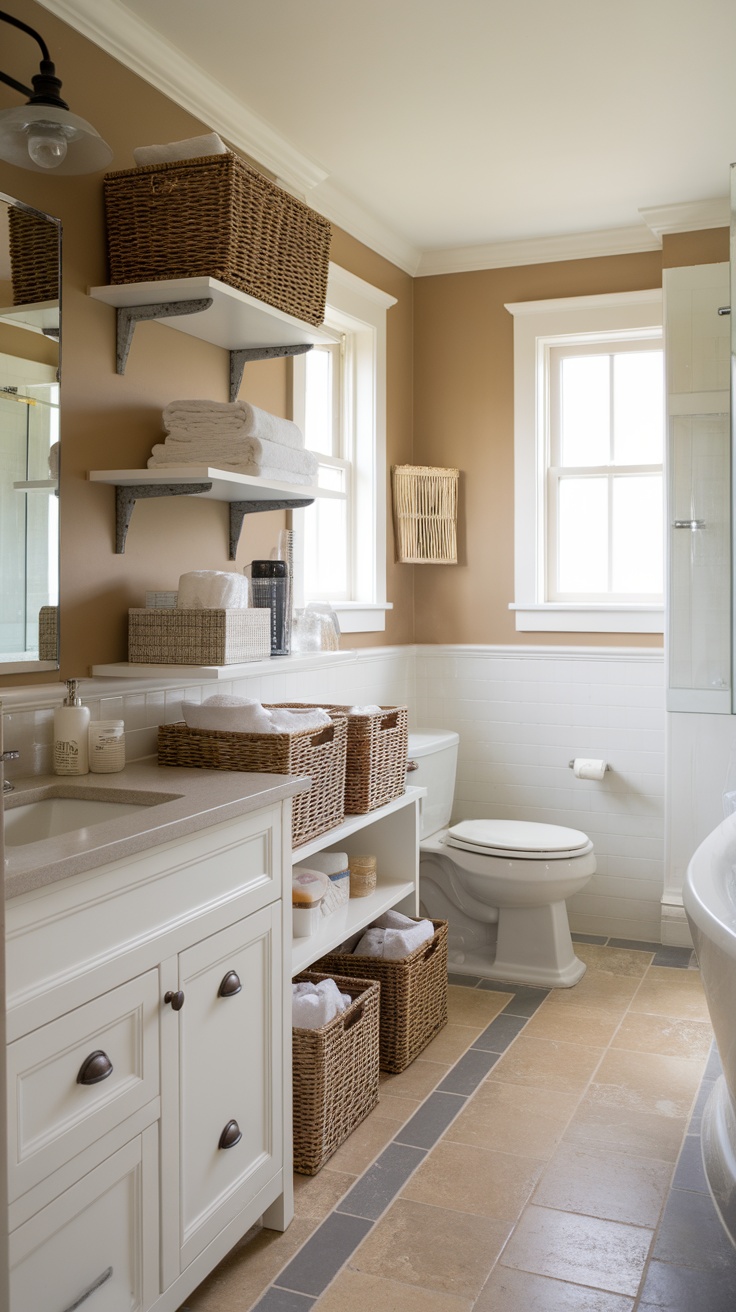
[4,796,154,847]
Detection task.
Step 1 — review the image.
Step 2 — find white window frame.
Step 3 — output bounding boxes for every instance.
[292,264,396,634]
[506,289,664,634]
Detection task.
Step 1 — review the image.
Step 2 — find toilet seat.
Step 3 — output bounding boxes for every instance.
[446,819,594,861]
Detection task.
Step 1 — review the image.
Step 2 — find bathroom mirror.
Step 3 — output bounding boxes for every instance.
[0,192,60,672]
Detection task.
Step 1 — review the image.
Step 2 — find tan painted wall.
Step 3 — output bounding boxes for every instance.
[0,2,414,685]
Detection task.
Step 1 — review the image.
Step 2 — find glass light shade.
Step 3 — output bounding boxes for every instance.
[0,103,112,174]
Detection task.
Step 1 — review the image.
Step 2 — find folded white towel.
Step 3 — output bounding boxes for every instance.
[182,698,331,736]
[133,133,228,167]
[353,928,386,958]
[372,909,418,931]
[269,706,331,733]
[176,570,249,610]
[162,399,304,449]
[383,920,435,960]
[292,978,351,1030]
[347,704,383,715]
[149,436,318,478]
[147,453,316,487]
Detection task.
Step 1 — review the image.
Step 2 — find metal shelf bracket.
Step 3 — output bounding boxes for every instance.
[116,299,214,374]
[114,482,212,553]
[228,497,313,559]
[229,343,313,402]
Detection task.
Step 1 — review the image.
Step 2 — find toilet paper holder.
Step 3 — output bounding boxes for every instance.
[568,759,612,772]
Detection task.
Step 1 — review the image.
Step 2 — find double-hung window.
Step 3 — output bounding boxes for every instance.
[292,265,396,633]
[507,290,664,633]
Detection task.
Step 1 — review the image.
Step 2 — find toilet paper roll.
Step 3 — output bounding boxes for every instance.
[572,758,607,781]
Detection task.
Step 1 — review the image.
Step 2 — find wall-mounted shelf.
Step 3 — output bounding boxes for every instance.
[88,466,340,557]
[0,299,59,338]
[13,479,58,493]
[88,277,336,400]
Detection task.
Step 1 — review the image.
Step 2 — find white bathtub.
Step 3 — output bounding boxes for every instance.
[683,813,736,1246]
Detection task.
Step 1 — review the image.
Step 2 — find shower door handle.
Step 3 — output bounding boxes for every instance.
[673,520,705,531]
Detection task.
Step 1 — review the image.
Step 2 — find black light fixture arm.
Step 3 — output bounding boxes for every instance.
[0,8,68,107]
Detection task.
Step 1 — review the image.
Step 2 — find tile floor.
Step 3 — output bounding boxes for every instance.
[179,939,736,1312]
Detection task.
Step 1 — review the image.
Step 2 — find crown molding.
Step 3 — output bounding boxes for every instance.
[640,197,729,237]
[416,224,662,277]
[311,180,421,276]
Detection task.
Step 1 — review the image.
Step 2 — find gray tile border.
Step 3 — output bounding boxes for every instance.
[493,985,549,1018]
[472,1012,527,1052]
[336,1142,426,1221]
[447,972,483,988]
[394,1090,467,1150]
[652,945,696,969]
[637,1259,736,1312]
[672,1134,709,1195]
[652,1187,736,1273]
[705,1043,723,1081]
[607,938,659,953]
[250,1288,317,1312]
[571,932,609,944]
[438,1046,500,1095]
[689,1078,716,1135]
[273,1212,374,1298]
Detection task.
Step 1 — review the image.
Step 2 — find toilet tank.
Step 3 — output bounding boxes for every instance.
[407,729,459,839]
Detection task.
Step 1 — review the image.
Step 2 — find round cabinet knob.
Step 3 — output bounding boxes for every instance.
[77,1050,113,1085]
[164,989,185,1011]
[218,970,242,998]
[218,1119,242,1150]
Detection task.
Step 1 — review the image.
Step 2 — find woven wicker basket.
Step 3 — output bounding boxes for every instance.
[292,972,380,1175]
[316,919,448,1073]
[157,710,347,847]
[392,465,459,564]
[276,703,408,814]
[128,608,270,665]
[38,605,58,662]
[104,153,332,326]
[8,207,59,305]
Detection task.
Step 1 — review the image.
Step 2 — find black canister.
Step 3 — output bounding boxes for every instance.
[250,560,291,655]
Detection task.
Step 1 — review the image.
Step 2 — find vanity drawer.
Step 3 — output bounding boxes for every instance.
[7,969,159,1202]
[9,1126,159,1312]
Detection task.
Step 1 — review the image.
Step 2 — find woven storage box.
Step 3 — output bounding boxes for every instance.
[38,605,58,662]
[128,607,270,665]
[392,465,459,564]
[8,207,59,305]
[104,153,332,326]
[292,972,380,1175]
[157,709,347,847]
[316,919,448,1073]
[275,703,408,814]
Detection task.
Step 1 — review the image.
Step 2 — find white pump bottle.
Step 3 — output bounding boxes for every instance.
[53,679,90,775]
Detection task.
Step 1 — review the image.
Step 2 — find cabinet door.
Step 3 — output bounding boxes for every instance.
[176,904,282,1270]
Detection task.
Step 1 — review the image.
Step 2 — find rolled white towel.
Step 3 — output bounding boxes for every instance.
[269,706,331,733]
[162,399,305,449]
[133,133,228,166]
[347,704,383,715]
[353,928,386,958]
[292,978,350,1029]
[182,696,269,732]
[383,920,435,961]
[372,909,419,931]
[177,571,249,610]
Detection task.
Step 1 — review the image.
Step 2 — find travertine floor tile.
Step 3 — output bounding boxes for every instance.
[402,1140,544,1221]
[539,970,640,1012]
[350,1197,512,1299]
[475,1265,635,1311]
[326,1110,406,1175]
[421,1022,488,1065]
[293,1167,355,1220]
[313,1269,474,1311]
[500,1204,652,1296]
[523,1001,622,1048]
[183,1217,318,1311]
[612,1012,713,1060]
[486,1035,604,1095]
[379,1058,450,1101]
[531,1140,672,1227]
[564,1096,688,1162]
[375,1090,423,1122]
[629,968,710,1022]
[446,985,514,1029]
[588,1049,704,1119]
[574,943,653,977]
[446,1081,578,1159]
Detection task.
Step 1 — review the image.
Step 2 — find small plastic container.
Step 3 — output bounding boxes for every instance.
[292,867,329,936]
[349,854,377,898]
[88,720,126,773]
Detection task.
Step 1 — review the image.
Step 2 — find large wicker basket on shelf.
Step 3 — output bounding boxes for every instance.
[157,709,347,847]
[392,465,459,564]
[315,919,448,1073]
[8,207,59,305]
[273,703,408,814]
[104,152,332,325]
[292,972,380,1175]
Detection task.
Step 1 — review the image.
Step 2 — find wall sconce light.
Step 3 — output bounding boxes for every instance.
[0,7,112,174]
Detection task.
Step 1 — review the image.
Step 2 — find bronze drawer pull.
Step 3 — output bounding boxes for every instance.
[76,1050,113,1086]
[164,989,185,1010]
[218,970,242,998]
[61,1265,113,1312]
[218,1119,242,1149]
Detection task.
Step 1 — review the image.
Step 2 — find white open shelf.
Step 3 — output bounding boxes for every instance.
[13,479,58,492]
[88,466,341,504]
[89,277,336,352]
[0,299,59,336]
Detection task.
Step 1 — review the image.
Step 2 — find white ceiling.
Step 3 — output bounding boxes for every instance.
[42,0,736,273]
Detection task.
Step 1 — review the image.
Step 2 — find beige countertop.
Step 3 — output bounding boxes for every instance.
[3,758,310,898]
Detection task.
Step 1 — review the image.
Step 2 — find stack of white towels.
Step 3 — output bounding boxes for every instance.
[351,909,435,960]
[148,399,319,487]
[292,978,353,1030]
[182,693,331,735]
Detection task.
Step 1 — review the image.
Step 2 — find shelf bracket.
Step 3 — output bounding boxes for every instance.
[116,299,214,374]
[229,343,313,402]
[229,498,313,559]
[115,482,212,553]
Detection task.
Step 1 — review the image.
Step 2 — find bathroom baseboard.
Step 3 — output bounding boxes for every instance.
[660,900,694,948]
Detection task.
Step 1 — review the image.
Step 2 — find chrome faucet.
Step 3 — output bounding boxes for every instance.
[2,750,19,793]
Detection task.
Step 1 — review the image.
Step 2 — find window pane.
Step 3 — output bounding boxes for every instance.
[560,355,610,466]
[613,351,663,464]
[303,349,334,456]
[558,477,608,593]
[612,475,663,595]
[304,463,348,598]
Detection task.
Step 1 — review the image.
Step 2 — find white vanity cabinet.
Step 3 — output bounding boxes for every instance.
[5,795,293,1312]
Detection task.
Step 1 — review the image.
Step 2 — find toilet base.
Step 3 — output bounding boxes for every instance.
[486,900,586,988]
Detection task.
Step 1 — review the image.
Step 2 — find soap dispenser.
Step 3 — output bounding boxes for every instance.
[53,679,90,775]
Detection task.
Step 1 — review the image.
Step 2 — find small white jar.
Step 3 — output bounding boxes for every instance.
[88,720,125,773]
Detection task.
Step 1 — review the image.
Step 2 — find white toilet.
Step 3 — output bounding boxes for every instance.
[410,729,596,988]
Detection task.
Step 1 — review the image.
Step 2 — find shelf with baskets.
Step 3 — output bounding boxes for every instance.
[88,465,342,556]
[291,786,423,975]
[88,276,338,400]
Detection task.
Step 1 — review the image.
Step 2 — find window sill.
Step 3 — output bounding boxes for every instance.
[510,603,664,634]
[331,602,393,634]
